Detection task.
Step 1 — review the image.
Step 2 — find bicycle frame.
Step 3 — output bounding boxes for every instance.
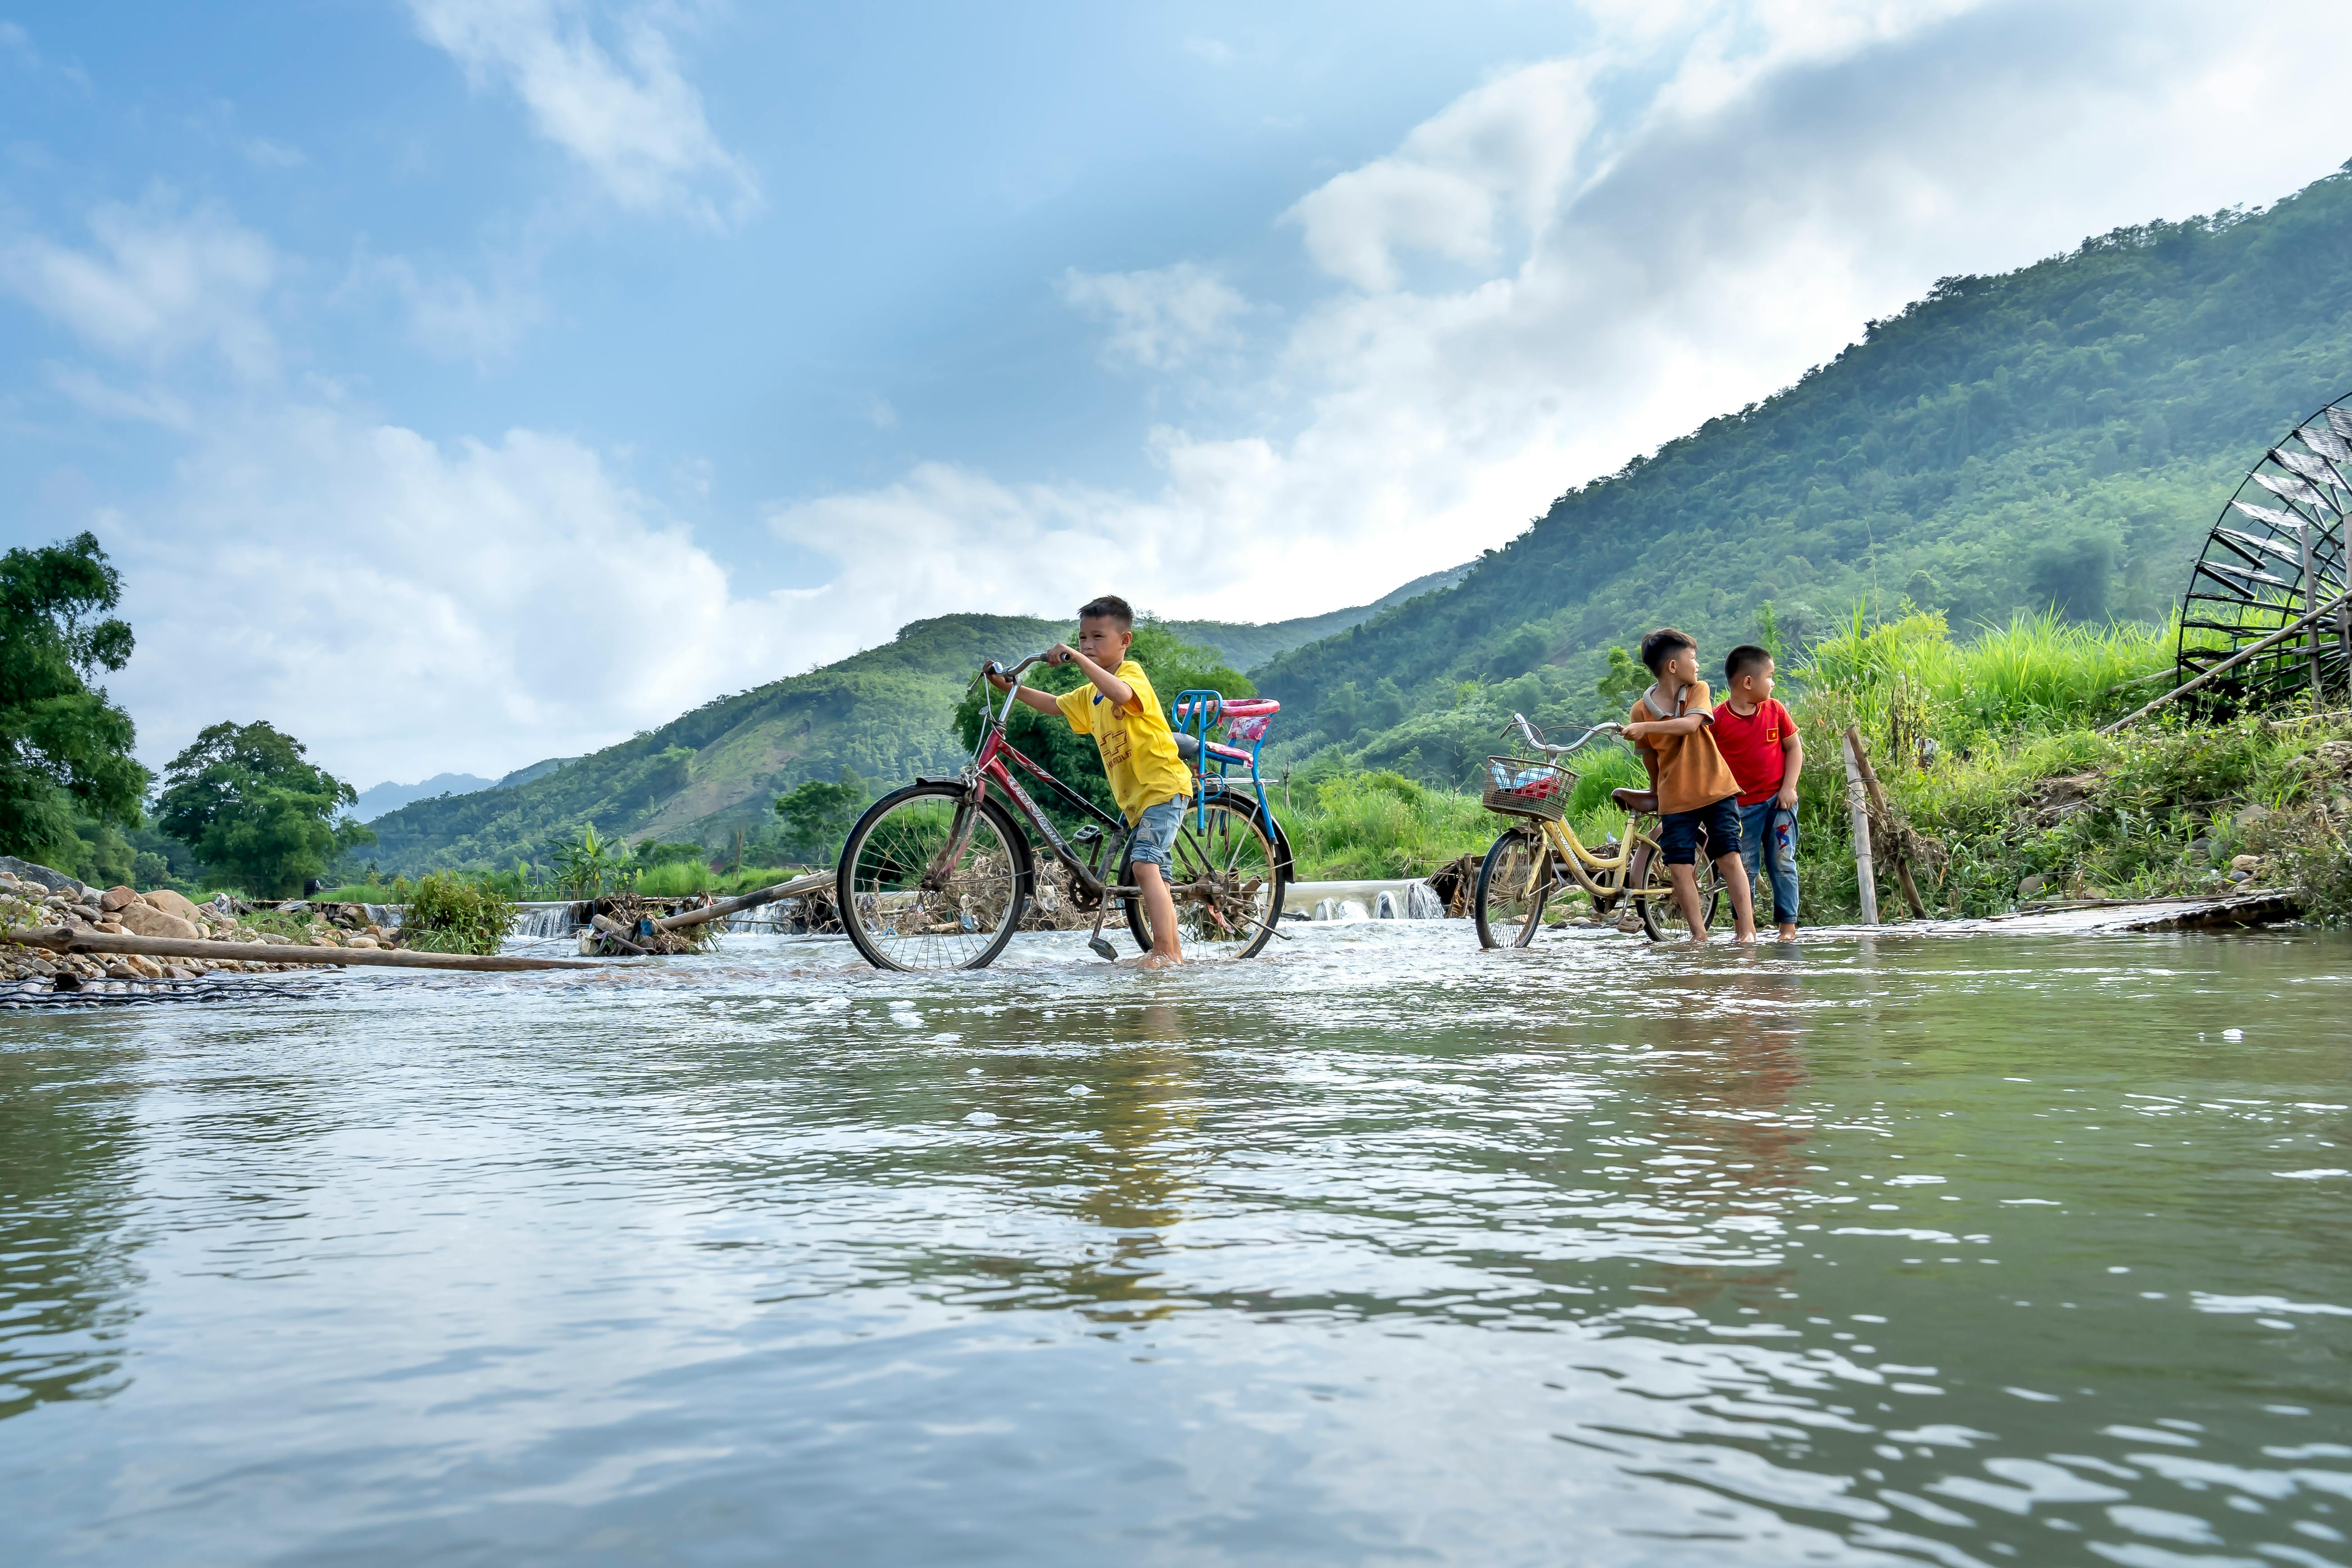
[948,656,1136,900]
[1493,712,1673,904]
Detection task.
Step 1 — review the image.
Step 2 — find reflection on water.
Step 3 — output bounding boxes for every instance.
[1,923,2347,1566]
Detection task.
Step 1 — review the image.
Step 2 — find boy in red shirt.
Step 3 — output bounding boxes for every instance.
[1713,645,1803,941]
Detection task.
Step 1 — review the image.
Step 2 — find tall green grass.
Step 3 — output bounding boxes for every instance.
[1796,606,2173,742]
[1273,771,1492,880]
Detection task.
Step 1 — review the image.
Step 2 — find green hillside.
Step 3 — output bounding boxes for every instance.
[364,586,1447,874]
[1254,162,2352,782]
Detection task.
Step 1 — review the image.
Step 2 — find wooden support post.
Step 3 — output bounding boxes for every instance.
[1847,727,1929,919]
[4,925,602,972]
[1839,727,1879,926]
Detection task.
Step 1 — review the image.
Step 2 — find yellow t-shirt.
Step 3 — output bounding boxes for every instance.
[1057,660,1192,823]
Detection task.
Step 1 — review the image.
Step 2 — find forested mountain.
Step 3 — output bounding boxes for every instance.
[366,163,2352,872]
[363,581,1457,874]
[1255,161,2352,782]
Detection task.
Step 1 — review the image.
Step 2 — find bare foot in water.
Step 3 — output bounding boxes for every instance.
[1138,952,1183,970]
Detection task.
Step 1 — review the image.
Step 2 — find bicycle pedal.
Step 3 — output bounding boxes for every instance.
[1087,936,1118,961]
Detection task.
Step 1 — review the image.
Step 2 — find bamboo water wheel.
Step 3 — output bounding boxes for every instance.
[2177,396,2352,711]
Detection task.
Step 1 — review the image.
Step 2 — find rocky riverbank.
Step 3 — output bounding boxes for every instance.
[1,860,401,990]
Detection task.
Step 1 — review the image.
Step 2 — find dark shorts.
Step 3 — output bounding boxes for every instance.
[1659,796,1742,866]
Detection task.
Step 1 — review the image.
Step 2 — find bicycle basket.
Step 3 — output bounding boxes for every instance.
[1482,755,1574,821]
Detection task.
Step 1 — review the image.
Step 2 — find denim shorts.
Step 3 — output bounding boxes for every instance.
[1125,796,1189,872]
[1737,799,1800,925]
[1658,796,1742,866]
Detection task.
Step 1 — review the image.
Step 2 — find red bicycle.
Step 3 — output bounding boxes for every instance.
[835,654,1293,971]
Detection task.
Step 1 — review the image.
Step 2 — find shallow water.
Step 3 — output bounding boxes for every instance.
[2,922,2347,1566]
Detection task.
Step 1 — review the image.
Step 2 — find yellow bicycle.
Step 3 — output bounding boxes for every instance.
[1472,713,1722,947]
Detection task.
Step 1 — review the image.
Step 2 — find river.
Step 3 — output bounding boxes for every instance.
[2,923,2346,1565]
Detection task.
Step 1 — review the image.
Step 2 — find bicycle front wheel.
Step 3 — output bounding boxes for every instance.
[1124,794,1285,961]
[1474,825,1552,949]
[838,785,1028,971]
[1638,847,1723,942]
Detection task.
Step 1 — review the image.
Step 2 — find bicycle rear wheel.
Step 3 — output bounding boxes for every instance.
[1638,848,1723,941]
[838,785,1028,971]
[1474,826,1551,949]
[1123,794,1285,960]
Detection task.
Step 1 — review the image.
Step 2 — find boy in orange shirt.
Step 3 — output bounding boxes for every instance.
[1714,644,1803,941]
[1621,627,1758,944]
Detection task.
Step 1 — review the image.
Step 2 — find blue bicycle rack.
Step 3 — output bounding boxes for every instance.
[1171,689,1276,828]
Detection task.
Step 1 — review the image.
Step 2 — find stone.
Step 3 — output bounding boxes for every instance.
[141,888,202,922]
[2229,854,2263,876]
[0,855,79,894]
[116,903,202,941]
[2233,804,2273,831]
[2187,837,2216,864]
[2017,873,2048,900]
[125,955,164,978]
[103,960,140,980]
[94,920,125,935]
[100,885,137,912]
[345,935,379,949]
[256,932,293,946]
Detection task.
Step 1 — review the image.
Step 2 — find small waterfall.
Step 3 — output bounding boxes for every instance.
[1375,890,1401,919]
[364,903,401,930]
[1406,882,1445,920]
[510,903,584,939]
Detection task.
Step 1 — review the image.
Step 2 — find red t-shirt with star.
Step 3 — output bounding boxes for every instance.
[1710,697,1794,806]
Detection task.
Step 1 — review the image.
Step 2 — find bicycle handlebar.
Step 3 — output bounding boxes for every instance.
[1501,711,1622,757]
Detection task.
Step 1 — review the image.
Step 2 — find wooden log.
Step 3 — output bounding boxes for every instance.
[1845,727,1929,919]
[2102,586,2352,733]
[651,870,833,932]
[590,914,648,954]
[1839,729,1880,926]
[3,925,602,972]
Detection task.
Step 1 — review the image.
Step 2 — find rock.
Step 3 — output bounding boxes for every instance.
[2319,739,2352,775]
[126,955,164,978]
[116,903,202,941]
[2187,837,2216,864]
[2229,854,2263,876]
[141,888,202,922]
[94,920,125,935]
[100,885,137,912]
[0,855,80,894]
[256,932,293,946]
[2018,873,2048,900]
[2234,804,2273,831]
[103,960,140,980]
[345,935,378,949]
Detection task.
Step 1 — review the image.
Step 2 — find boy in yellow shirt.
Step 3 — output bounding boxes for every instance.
[986,595,1193,967]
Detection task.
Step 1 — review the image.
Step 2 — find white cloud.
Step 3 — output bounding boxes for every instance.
[350,251,546,364]
[795,0,2352,630]
[0,198,278,376]
[242,136,307,169]
[110,404,801,784]
[407,0,759,228]
[1058,263,1250,370]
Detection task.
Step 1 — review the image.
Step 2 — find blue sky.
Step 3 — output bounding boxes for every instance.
[3,1,2346,786]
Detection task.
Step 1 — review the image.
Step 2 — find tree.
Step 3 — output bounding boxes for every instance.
[0,532,149,866]
[155,721,374,896]
[774,768,870,864]
[1596,646,1648,711]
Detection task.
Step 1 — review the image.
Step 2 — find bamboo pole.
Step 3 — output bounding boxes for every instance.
[1846,727,1928,919]
[651,869,833,932]
[1838,729,1880,926]
[2299,523,2325,704]
[2103,587,2352,733]
[4,926,602,972]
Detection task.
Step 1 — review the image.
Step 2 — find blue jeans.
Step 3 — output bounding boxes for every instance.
[1738,799,1800,926]
[1124,796,1189,872]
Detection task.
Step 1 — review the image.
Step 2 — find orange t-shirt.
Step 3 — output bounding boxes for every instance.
[1628,680,1741,815]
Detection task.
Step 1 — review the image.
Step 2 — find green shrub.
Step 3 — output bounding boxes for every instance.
[398,871,515,955]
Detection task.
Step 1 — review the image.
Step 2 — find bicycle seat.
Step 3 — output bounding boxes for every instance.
[1172,732,1201,761]
[1610,787,1659,814]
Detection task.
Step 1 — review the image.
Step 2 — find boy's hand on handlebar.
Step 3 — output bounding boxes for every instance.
[1045,642,1077,666]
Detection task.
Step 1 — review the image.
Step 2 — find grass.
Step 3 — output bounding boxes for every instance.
[1780,604,2352,922]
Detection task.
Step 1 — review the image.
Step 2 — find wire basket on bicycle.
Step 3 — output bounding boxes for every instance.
[1482,755,1574,821]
